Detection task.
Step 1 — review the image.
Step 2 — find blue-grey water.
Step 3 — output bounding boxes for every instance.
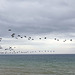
[0,54,75,75]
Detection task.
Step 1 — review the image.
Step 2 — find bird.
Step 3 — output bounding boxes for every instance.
[70,39,72,41]
[9,46,13,50]
[44,37,46,39]
[24,36,26,38]
[28,37,31,40]
[28,38,30,40]
[39,38,41,40]
[63,39,66,42]
[35,51,36,52]
[5,48,8,50]
[0,38,2,41]
[53,51,55,52]
[8,29,11,31]
[47,51,49,52]
[54,38,56,40]
[32,39,34,40]
[5,51,7,54]
[45,50,46,52]
[39,51,40,52]
[9,46,12,49]
[21,37,23,38]
[11,33,15,38]
[18,35,21,37]
[29,37,31,39]
[57,39,59,41]
[16,37,18,39]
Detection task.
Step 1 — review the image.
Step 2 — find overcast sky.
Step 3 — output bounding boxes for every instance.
[0,0,75,54]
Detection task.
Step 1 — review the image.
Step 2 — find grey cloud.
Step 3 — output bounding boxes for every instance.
[0,0,75,37]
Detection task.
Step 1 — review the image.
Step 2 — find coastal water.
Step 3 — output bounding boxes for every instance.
[0,54,75,75]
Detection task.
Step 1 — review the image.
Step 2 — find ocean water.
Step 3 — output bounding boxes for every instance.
[0,54,75,75]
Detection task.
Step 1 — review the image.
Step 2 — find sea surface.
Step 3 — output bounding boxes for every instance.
[0,54,75,75]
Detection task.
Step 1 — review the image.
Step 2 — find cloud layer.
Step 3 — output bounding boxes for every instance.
[0,0,75,54]
[0,0,75,37]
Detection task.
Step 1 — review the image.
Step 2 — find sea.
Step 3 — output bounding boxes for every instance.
[0,54,75,75]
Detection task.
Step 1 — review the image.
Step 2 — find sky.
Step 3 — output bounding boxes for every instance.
[0,0,75,54]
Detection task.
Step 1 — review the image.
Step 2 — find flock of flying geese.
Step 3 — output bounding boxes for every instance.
[8,29,72,41]
[0,29,73,54]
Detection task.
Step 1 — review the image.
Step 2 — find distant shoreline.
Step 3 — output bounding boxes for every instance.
[0,54,75,56]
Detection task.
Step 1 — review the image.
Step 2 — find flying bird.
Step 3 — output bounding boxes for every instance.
[8,29,11,31]
[24,36,26,38]
[39,38,41,40]
[57,39,59,41]
[18,35,21,37]
[54,38,56,40]
[5,48,8,50]
[21,37,23,38]
[32,39,34,40]
[44,37,46,39]
[63,39,66,42]
[16,37,18,39]
[70,39,72,41]
[29,37,31,39]
[0,38,2,41]
[28,37,31,40]
[11,33,15,38]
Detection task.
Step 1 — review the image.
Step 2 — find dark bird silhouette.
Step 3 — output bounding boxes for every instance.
[5,48,8,50]
[18,35,20,37]
[16,37,18,39]
[0,38,2,41]
[5,46,14,51]
[44,37,46,39]
[8,29,11,31]
[39,51,40,52]
[29,37,31,39]
[54,38,56,40]
[57,39,59,41]
[63,39,66,42]
[28,37,31,40]
[24,36,26,38]
[35,51,36,52]
[39,38,41,40]
[70,39,72,41]
[45,50,46,52]
[47,51,49,52]
[9,46,13,50]
[11,33,15,38]
[32,39,34,40]
[5,51,7,54]
[28,38,30,40]
[21,37,23,38]
[53,51,55,52]
[9,47,12,49]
